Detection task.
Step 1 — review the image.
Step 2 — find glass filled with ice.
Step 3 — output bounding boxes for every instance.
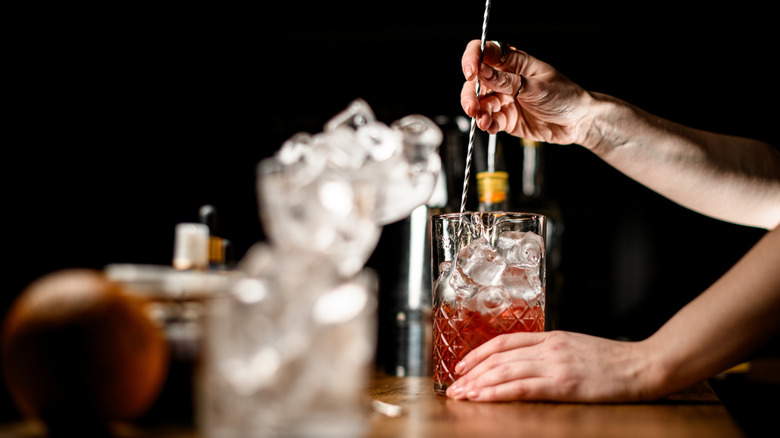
[197,99,444,436]
[197,251,378,438]
[431,212,546,393]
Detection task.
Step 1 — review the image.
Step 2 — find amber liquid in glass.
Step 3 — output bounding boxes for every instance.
[432,300,544,393]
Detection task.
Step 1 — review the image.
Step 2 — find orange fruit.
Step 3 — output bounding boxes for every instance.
[1,269,168,430]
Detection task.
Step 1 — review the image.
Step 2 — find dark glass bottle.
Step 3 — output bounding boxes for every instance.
[198,205,234,271]
[512,138,565,331]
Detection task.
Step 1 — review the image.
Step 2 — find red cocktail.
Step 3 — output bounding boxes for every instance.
[431,212,547,393]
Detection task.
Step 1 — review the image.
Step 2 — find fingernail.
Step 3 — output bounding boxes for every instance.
[451,386,463,398]
[455,361,466,373]
[467,390,480,400]
[464,103,470,115]
[465,65,474,79]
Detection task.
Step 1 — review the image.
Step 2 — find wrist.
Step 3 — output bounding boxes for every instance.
[631,337,676,401]
[576,92,636,154]
[635,328,712,401]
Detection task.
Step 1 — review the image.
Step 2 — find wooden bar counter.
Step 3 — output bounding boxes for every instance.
[0,373,745,437]
[365,374,744,438]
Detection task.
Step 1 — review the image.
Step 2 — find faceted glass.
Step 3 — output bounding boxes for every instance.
[431,212,546,393]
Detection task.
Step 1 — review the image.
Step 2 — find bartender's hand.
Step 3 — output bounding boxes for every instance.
[446,331,658,403]
[461,40,594,146]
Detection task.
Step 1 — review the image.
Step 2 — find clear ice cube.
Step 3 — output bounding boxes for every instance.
[458,237,506,286]
[433,271,457,307]
[317,127,368,170]
[356,121,400,162]
[257,158,381,277]
[260,99,442,257]
[448,267,478,301]
[466,285,510,316]
[499,266,543,306]
[496,230,544,269]
[391,114,444,172]
[323,98,376,132]
[366,156,437,225]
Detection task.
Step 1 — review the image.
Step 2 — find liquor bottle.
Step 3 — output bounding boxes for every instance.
[199,205,234,271]
[476,133,509,212]
[511,137,565,331]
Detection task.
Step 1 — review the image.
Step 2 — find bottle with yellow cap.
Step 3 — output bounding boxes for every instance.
[476,133,509,212]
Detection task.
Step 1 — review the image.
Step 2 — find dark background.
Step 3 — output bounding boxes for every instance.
[3,1,777,424]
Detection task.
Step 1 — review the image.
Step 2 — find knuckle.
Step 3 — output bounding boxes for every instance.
[480,386,497,400]
[494,333,511,348]
[485,353,503,368]
[509,381,529,399]
[495,73,513,90]
[556,376,578,395]
[495,333,517,350]
[495,363,513,380]
[544,331,568,351]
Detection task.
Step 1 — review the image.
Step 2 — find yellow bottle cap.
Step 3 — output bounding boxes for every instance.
[477,171,509,204]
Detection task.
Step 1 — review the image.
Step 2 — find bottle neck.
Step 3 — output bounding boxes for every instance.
[520,139,544,200]
[477,133,509,212]
[477,170,509,211]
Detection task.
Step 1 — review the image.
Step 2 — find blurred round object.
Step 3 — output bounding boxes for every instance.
[1,269,168,429]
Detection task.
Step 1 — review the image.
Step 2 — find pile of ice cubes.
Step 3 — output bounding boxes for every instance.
[256,99,443,277]
[436,229,545,315]
[199,100,443,437]
[201,247,378,437]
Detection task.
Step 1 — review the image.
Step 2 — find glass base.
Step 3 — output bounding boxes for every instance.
[434,382,449,394]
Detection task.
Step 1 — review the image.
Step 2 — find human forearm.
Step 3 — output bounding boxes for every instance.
[462,42,780,228]
[580,93,780,228]
[639,226,780,398]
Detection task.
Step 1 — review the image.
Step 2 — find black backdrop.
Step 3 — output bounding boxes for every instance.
[3,1,776,421]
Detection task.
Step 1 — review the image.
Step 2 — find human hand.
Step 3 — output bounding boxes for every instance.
[445,330,659,403]
[461,40,594,146]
